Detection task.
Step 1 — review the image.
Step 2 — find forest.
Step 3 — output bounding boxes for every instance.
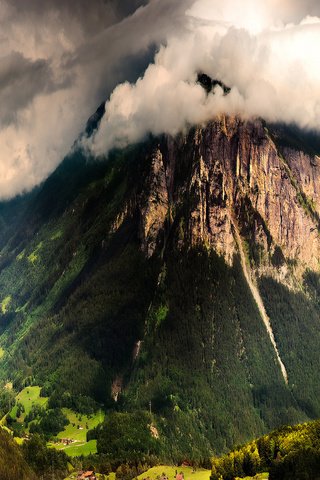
[211,419,320,480]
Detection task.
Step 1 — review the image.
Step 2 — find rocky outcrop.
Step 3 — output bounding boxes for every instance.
[140,148,169,257]
[139,116,320,278]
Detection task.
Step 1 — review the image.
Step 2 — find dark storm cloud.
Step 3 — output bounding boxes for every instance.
[0,52,62,126]
[0,0,180,198]
[3,0,145,34]
[68,0,194,101]
[1,0,320,198]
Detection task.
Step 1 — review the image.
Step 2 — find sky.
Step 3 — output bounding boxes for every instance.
[1,0,320,198]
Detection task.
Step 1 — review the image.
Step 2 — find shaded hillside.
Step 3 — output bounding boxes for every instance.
[0,190,39,246]
[0,428,36,480]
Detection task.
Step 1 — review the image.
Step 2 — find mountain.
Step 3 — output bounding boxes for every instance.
[0,113,320,461]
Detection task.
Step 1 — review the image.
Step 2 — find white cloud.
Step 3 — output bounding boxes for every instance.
[87,0,320,158]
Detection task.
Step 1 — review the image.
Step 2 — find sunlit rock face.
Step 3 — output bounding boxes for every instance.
[139,116,320,278]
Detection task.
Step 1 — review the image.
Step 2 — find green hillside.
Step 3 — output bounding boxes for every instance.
[10,386,48,418]
[65,473,115,480]
[50,408,104,456]
[55,438,97,457]
[2,385,103,456]
[136,465,210,480]
[0,428,36,479]
[211,419,320,480]
[0,121,319,463]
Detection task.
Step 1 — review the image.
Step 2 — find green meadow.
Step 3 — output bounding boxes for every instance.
[235,475,269,480]
[137,466,211,480]
[53,438,98,457]
[65,467,210,480]
[65,473,115,480]
[10,386,48,420]
[49,408,104,456]
[2,386,104,457]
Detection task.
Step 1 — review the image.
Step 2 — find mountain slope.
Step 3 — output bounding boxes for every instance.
[211,418,320,480]
[0,116,320,458]
[0,428,36,480]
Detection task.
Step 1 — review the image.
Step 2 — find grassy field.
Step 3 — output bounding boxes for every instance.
[57,408,104,442]
[49,408,104,457]
[64,466,267,480]
[52,438,98,457]
[10,386,48,420]
[65,468,210,480]
[235,475,269,480]
[137,466,211,480]
[65,473,115,480]
[0,386,48,441]
[64,464,209,480]
[3,386,103,457]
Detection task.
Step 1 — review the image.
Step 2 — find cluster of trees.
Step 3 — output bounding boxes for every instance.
[0,429,36,480]
[16,402,25,419]
[0,387,16,419]
[211,420,320,480]
[28,408,69,438]
[22,434,68,479]
[1,414,69,478]
[87,407,213,469]
[6,403,44,437]
[211,443,263,480]
[48,389,100,415]
[0,407,68,479]
[115,462,152,480]
[24,404,43,424]
[96,411,160,468]
[7,404,69,439]
[124,246,305,457]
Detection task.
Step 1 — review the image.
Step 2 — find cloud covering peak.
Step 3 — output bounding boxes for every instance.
[1,0,320,197]
[88,0,320,157]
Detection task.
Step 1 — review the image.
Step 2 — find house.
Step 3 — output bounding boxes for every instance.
[77,471,96,480]
[61,438,73,445]
[160,474,169,480]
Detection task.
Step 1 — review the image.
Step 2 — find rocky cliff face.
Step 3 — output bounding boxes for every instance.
[138,116,320,279]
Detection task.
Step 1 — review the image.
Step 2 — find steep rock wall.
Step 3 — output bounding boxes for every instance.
[139,117,320,277]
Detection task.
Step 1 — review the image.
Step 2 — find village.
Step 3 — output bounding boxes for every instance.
[72,462,204,480]
[77,471,97,480]
[144,469,188,480]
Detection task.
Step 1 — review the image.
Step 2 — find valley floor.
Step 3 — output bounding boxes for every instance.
[136,466,211,480]
[64,467,211,480]
[64,466,268,480]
